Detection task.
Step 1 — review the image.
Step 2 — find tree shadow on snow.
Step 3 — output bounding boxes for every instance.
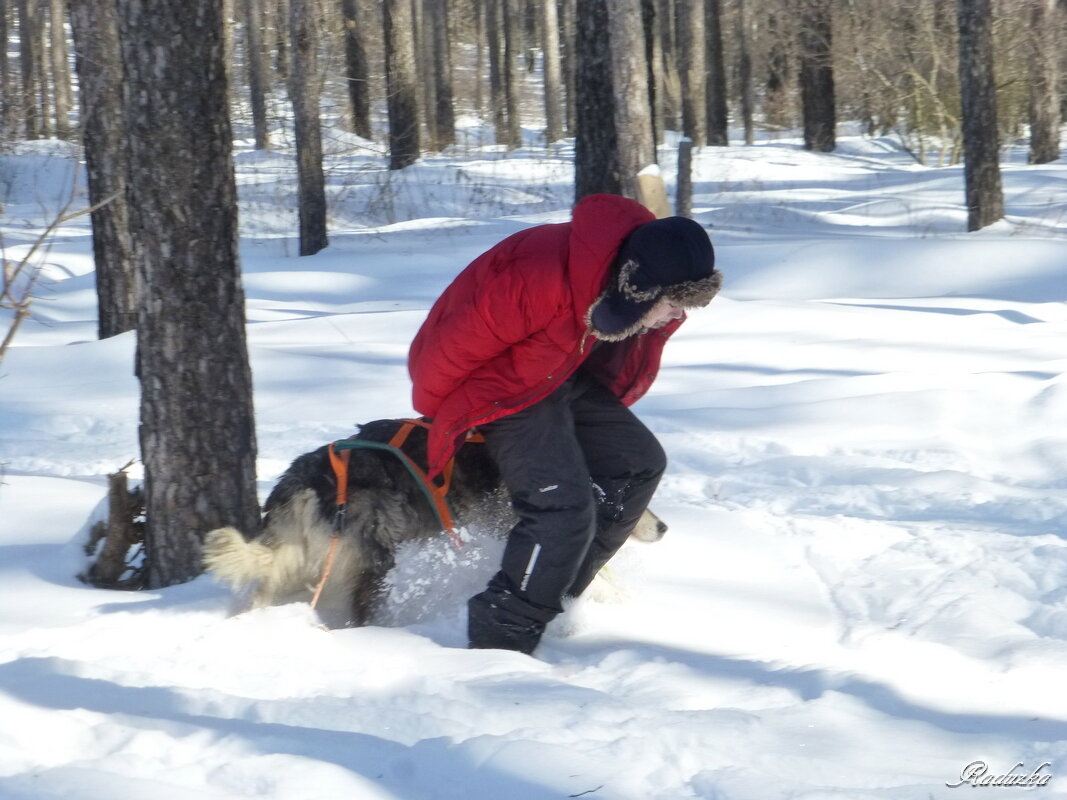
[555,638,1067,743]
[0,656,577,800]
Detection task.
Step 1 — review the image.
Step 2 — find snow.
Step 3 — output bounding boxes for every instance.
[2,128,1067,799]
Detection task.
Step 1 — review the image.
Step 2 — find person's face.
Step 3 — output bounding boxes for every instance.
[642,298,685,329]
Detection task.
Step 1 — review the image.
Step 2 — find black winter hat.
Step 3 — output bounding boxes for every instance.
[587,216,722,341]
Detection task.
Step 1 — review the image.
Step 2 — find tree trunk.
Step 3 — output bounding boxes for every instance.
[501,0,523,148]
[656,0,680,131]
[429,0,456,150]
[48,0,72,139]
[290,0,328,254]
[607,0,655,199]
[1027,0,1061,164]
[676,136,692,217]
[415,0,437,150]
[340,0,371,139]
[574,0,619,200]
[0,2,15,138]
[541,0,564,143]
[798,0,835,152]
[956,0,1004,230]
[17,0,41,138]
[486,0,508,144]
[559,0,576,135]
[677,0,706,146]
[736,0,753,144]
[246,0,272,149]
[116,0,260,589]
[764,7,791,129]
[270,0,290,81]
[69,0,136,340]
[383,0,421,168]
[704,0,728,145]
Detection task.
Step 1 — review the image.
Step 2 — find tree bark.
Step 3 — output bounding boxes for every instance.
[677,0,706,146]
[574,0,619,199]
[676,136,692,217]
[17,0,41,138]
[798,0,835,152]
[429,0,456,150]
[415,0,437,149]
[384,0,421,168]
[608,0,655,199]
[1027,0,1061,164]
[705,0,728,145]
[289,0,328,254]
[48,0,72,139]
[655,0,680,132]
[735,0,754,144]
[559,0,576,135]
[69,0,136,340]
[246,0,272,149]
[116,0,260,588]
[501,0,523,148]
[956,0,1004,230]
[0,2,14,138]
[764,6,791,129]
[340,0,371,140]
[541,0,564,143]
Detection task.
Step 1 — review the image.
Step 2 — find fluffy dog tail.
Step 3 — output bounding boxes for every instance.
[202,526,277,590]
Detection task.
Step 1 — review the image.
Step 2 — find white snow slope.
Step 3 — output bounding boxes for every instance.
[1,129,1066,799]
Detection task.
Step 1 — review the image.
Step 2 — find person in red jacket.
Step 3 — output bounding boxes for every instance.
[409,193,721,654]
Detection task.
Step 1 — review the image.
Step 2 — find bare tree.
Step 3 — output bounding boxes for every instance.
[677,0,706,146]
[1027,0,1061,164]
[574,0,619,199]
[341,0,372,140]
[798,0,836,152]
[736,0,754,144]
[502,0,523,148]
[0,2,14,138]
[956,0,1003,230]
[289,0,328,255]
[542,0,564,143]
[17,0,42,138]
[654,0,681,133]
[560,0,577,134]
[764,3,792,129]
[608,0,656,199]
[116,0,260,588]
[48,0,72,139]
[705,0,728,145]
[384,0,421,168]
[429,0,456,150]
[69,0,136,339]
[246,0,272,149]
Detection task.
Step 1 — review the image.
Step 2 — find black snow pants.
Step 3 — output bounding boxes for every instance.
[468,368,666,654]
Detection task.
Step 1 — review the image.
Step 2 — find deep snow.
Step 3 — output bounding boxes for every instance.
[1,127,1066,799]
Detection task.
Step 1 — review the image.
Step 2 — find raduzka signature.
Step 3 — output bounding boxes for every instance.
[947,760,1052,788]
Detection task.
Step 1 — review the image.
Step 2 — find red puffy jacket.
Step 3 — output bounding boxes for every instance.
[409,194,685,477]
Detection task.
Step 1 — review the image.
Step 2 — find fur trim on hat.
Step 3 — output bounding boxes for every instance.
[662,269,723,308]
[585,268,724,342]
[618,259,662,302]
[584,293,649,342]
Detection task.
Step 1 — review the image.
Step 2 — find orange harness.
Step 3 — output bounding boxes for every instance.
[310,418,483,610]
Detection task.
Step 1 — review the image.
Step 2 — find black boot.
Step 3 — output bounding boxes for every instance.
[468,579,557,655]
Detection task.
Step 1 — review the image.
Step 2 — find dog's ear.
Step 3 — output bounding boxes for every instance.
[630,509,667,542]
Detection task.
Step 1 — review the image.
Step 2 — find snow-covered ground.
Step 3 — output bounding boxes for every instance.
[1,126,1066,799]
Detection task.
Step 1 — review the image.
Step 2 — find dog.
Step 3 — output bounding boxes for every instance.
[203,419,667,628]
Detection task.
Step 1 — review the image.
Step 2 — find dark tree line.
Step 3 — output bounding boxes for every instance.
[8,0,1064,586]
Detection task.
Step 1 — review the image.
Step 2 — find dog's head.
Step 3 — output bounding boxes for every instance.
[631,508,668,542]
